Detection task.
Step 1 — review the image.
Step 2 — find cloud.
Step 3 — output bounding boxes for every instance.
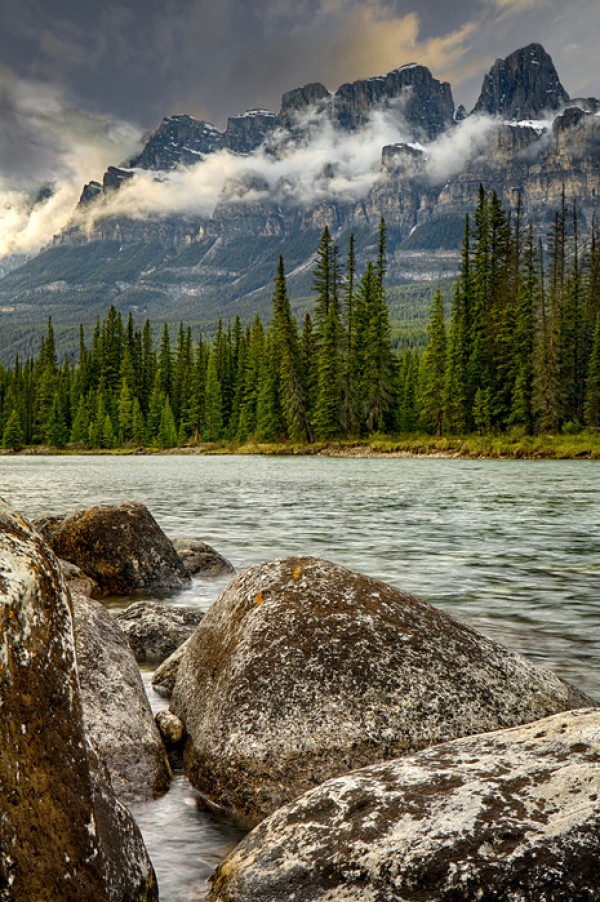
[0,67,141,256]
[76,106,412,231]
[425,114,500,182]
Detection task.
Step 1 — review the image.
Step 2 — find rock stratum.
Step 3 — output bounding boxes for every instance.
[1,42,599,352]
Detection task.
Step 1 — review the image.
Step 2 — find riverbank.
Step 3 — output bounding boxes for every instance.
[3,432,600,459]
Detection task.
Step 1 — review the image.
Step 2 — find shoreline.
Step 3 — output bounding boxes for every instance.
[2,434,600,460]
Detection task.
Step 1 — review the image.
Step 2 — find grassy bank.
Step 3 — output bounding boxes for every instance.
[4,432,600,459]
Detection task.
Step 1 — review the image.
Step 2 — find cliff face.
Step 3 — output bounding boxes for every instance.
[3,43,600,337]
[333,65,454,139]
[472,43,569,120]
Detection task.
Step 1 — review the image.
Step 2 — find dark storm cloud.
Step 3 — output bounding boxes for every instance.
[0,0,599,256]
[0,0,597,128]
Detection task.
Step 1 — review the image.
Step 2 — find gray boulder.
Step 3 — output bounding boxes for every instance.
[171,556,592,827]
[115,600,204,663]
[0,499,157,900]
[47,500,190,596]
[208,708,600,902]
[151,637,191,697]
[72,590,172,803]
[171,538,234,578]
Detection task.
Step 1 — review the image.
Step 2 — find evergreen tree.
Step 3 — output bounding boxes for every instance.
[271,256,310,441]
[203,350,223,441]
[46,392,68,447]
[2,409,24,451]
[422,290,447,435]
[584,312,600,427]
[158,396,178,448]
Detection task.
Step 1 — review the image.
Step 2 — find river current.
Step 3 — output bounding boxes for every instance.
[1,454,598,900]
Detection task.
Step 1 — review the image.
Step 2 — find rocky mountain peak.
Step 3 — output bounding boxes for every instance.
[333,64,454,140]
[128,114,224,170]
[473,43,569,120]
[278,83,331,129]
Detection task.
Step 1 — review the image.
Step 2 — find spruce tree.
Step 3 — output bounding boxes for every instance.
[271,256,310,441]
[203,350,223,442]
[584,312,600,427]
[422,290,447,436]
[46,392,68,448]
[2,409,24,451]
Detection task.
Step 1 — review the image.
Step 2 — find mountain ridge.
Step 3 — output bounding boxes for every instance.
[0,42,598,360]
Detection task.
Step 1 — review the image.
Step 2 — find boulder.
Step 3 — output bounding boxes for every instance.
[0,499,157,900]
[72,591,172,803]
[115,600,204,663]
[171,538,235,578]
[31,511,67,542]
[47,500,190,596]
[171,556,592,827]
[155,710,185,748]
[151,637,190,697]
[208,708,600,902]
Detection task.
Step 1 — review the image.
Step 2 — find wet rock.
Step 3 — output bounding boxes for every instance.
[171,556,592,827]
[151,637,191,697]
[72,591,172,803]
[155,710,185,748]
[31,511,67,542]
[171,538,235,578]
[0,499,157,900]
[115,600,204,663]
[58,556,99,597]
[48,500,190,596]
[208,708,600,902]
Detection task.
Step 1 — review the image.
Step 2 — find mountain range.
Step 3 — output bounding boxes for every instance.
[1,42,599,360]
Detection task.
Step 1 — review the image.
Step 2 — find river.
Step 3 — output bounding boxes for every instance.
[1,454,598,900]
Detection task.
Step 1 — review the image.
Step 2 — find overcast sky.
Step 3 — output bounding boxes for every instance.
[0,0,599,255]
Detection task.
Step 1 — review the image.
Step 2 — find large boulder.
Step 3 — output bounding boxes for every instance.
[72,591,172,803]
[47,500,190,596]
[171,538,235,578]
[115,600,204,663]
[0,499,157,900]
[171,556,592,827]
[208,708,600,902]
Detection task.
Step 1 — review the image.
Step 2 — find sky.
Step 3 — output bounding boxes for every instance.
[0,0,599,256]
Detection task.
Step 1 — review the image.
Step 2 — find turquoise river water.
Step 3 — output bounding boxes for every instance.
[1,454,598,900]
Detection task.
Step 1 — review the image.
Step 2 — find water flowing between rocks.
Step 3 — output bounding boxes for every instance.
[2,454,598,900]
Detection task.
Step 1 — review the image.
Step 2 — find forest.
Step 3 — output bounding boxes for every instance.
[1,187,599,451]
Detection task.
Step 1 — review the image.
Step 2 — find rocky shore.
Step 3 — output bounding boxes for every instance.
[1,498,598,901]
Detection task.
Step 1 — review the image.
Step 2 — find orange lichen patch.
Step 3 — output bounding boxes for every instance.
[254,592,264,606]
[292,567,302,580]
[8,610,14,619]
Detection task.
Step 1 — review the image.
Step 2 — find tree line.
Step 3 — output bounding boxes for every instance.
[1,191,599,451]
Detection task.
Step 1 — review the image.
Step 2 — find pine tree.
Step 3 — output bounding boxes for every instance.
[46,392,68,448]
[352,261,395,433]
[584,312,600,427]
[70,396,90,446]
[314,301,342,439]
[271,257,310,442]
[158,396,178,448]
[203,350,223,441]
[2,409,24,451]
[422,290,447,435]
[117,378,133,445]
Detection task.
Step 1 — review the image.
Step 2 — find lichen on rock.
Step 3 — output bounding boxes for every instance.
[208,708,600,902]
[0,498,157,900]
[171,556,593,827]
[47,500,190,596]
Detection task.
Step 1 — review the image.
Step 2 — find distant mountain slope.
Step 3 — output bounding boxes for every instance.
[0,42,598,361]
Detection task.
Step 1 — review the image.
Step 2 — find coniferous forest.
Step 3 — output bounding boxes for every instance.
[1,188,599,452]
